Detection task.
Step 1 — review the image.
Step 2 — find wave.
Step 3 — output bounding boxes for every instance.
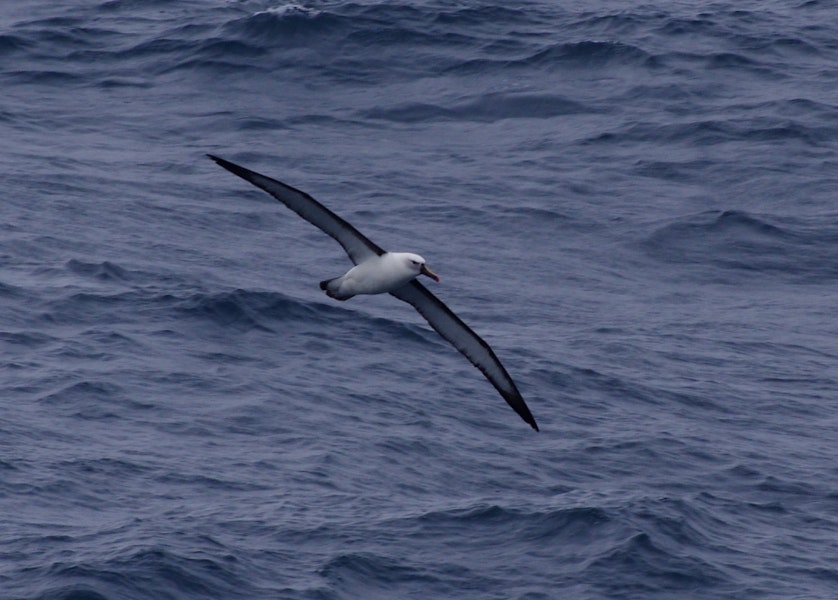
[7,0,828,96]
[588,113,833,147]
[642,210,838,281]
[222,6,341,44]
[413,503,611,538]
[29,546,252,600]
[174,288,321,332]
[0,33,33,55]
[320,552,434,588]
[65,259,131,282]
[2,2,652,86]
[529,40,651,67]
[362,92,589,124]
[447,39,652,75]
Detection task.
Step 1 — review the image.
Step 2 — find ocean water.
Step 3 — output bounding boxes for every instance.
[2,0,837,598]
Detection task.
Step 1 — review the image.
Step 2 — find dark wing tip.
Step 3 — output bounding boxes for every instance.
[504,391,539,431]
[207,154,253,181]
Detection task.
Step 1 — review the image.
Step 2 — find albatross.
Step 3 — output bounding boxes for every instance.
[208,155,539,431]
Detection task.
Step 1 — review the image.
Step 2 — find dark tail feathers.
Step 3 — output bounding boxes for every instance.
[319,277,352,301]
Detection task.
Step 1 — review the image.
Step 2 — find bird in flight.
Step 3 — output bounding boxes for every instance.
[208,155,538,431]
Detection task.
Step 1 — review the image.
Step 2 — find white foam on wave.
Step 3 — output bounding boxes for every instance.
[254,3,319,18]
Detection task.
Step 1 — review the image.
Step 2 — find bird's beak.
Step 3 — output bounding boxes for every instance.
[420,264,440,282]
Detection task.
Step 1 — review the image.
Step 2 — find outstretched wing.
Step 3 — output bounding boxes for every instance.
[208,155,385,264]
[390,280,538,431]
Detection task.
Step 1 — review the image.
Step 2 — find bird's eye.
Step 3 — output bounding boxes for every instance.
[411,260,419,265]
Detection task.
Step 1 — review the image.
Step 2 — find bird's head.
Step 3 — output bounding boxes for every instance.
[402,253,440,282]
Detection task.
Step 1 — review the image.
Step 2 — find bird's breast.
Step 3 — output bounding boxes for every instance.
[344,255,415,295]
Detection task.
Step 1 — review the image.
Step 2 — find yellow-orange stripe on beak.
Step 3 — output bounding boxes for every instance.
[420,264,440,282]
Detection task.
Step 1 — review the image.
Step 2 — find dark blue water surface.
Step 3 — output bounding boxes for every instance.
[2,1,837,598]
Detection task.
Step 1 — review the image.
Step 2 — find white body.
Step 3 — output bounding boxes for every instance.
[321,252,434,300]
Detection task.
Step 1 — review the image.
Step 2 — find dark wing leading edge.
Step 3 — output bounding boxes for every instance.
[208,155,385,264]
[390,280,539,431]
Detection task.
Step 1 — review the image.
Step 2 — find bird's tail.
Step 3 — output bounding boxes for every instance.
[320,277,353,301]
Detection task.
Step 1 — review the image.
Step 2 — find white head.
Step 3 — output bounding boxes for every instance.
[397,252,440,282]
